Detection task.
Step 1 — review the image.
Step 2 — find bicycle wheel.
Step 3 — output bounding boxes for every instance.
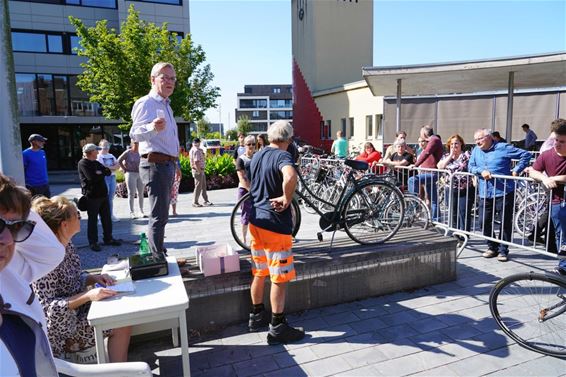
[401,194,430,229]
[489,272,566,358]
[342,180,405,245]
[230,193,302,251]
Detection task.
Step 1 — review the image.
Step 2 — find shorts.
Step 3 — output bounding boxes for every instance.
[249,223,296,283]
[238,187,252,225]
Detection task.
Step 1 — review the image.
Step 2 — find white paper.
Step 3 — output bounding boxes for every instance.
[108,281,135,293]
[156,109,165,120]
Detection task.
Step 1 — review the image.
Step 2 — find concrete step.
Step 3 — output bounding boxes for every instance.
[182,228,457,332]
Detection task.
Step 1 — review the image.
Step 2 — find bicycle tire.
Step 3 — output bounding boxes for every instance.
[342,180,405,245]
[401,194,431,229]
[489,272,566,358]
[230,192,302,251]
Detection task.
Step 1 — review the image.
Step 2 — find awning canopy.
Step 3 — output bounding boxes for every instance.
[362,52,566,97]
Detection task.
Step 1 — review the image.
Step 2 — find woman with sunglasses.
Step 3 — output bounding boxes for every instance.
[0,173,65,376]
[236,135,256,243]
[31,196,131,363]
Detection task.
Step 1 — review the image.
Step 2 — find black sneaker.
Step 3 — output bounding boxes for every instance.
[249,310,270,332]
[90,243,101,252]
[267,320,305,345]
[103,239,122,246]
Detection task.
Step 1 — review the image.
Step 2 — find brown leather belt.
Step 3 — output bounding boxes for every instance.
[141,152,177,163]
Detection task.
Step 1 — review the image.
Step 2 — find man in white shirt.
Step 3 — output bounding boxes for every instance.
[130,62,180,256]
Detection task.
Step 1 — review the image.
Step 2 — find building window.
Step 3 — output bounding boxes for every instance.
[269,99,292,108]
[15,0,118,8]
[321,120,332,140]
[375,114,383,138]
[15,73,101,117]
[272,87,281,94]
[54,76,69,115]
[15,74,38,116]
[129,0,182,4]
[12,31,64,53]
[269,111,292,120]
[239,99,267,109]
[366,115,373,138]
[349,117,354,138]
[37,74,55,115]
[341,118,347,137]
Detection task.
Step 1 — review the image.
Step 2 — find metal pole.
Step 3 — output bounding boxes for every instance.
[396,79,402,136]
[505,71,514,142]
[0,1,24,183]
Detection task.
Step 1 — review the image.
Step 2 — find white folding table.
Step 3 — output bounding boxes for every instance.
[87,256,190,376]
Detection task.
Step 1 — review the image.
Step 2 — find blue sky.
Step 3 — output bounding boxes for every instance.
[190,0,566,130]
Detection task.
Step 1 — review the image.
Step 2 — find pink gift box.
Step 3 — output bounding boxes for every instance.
[196,244,240,277]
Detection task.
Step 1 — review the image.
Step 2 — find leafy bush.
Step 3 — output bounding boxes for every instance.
[115,169,125,183]
[179,151,235,178]
[204,153,236,176]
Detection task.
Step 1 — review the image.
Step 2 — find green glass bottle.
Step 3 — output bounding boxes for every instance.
[139,232,150,256]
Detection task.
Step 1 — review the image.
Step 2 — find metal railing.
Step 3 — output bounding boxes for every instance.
[299,156,562,261]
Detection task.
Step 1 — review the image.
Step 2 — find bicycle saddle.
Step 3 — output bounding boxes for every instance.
[344,159,369,171]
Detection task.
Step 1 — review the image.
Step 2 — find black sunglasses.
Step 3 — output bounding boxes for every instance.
[0,216,36,243]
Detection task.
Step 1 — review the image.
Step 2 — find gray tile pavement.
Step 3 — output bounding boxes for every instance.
[50,184,566,376]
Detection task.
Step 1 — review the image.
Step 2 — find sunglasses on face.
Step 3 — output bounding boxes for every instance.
[246,143,255,146]
[0,216,36,243]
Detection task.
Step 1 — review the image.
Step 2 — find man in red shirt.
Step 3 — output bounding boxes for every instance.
[529,118,566,275]
[408,125,443,220]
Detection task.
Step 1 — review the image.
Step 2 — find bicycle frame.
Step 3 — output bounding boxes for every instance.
[294,164,388,230]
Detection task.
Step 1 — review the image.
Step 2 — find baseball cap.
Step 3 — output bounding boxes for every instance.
[28,134,47,142]
[82,143,102,153]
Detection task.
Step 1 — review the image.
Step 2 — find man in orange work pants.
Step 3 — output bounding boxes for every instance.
[247,120,305,345]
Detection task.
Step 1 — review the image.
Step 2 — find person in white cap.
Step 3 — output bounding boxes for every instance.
[77,144,122,252]
[22,134,50,198]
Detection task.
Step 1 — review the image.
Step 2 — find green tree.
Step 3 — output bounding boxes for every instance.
[225,129,238,140]
[69,5,220,129]
[196,118,210,137]
[237,115,252,136]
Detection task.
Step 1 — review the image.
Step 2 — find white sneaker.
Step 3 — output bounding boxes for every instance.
[139,212,148,218]
[130,212,137,219]
[112,215,120,222]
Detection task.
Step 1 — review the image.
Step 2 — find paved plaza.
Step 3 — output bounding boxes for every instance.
[51,184,566,376]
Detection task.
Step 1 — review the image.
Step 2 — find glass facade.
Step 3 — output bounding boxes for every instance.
[269,110,292,120]
[16,73,100,117]
[15,0,117,8]
[15,74,38,116]
[269,99,292,108]
[132,0,182,4]
[12,31,80,54]
[239,99,267,109]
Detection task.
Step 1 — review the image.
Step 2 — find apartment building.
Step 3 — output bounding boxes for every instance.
[235,84,293,134]
[9,0,190,169]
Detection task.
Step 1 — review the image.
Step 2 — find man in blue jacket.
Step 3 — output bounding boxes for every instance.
[469,128,531,262]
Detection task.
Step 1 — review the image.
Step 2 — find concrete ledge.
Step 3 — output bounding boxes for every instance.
[183,228,457,332]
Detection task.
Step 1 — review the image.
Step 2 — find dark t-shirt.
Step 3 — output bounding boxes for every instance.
[236,154,252,183]
[391,152,414,186]
[532,149,566,204]
[249,147,294,234]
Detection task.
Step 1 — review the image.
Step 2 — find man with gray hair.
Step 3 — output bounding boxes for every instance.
[469,128,531,262]
[247,120,305,344]
[130,62,180,256]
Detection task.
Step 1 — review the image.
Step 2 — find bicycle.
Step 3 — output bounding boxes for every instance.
[489,271,566,358]
[231,159,405,251]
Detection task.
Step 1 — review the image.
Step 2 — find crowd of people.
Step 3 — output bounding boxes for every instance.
[334,120,565,274]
